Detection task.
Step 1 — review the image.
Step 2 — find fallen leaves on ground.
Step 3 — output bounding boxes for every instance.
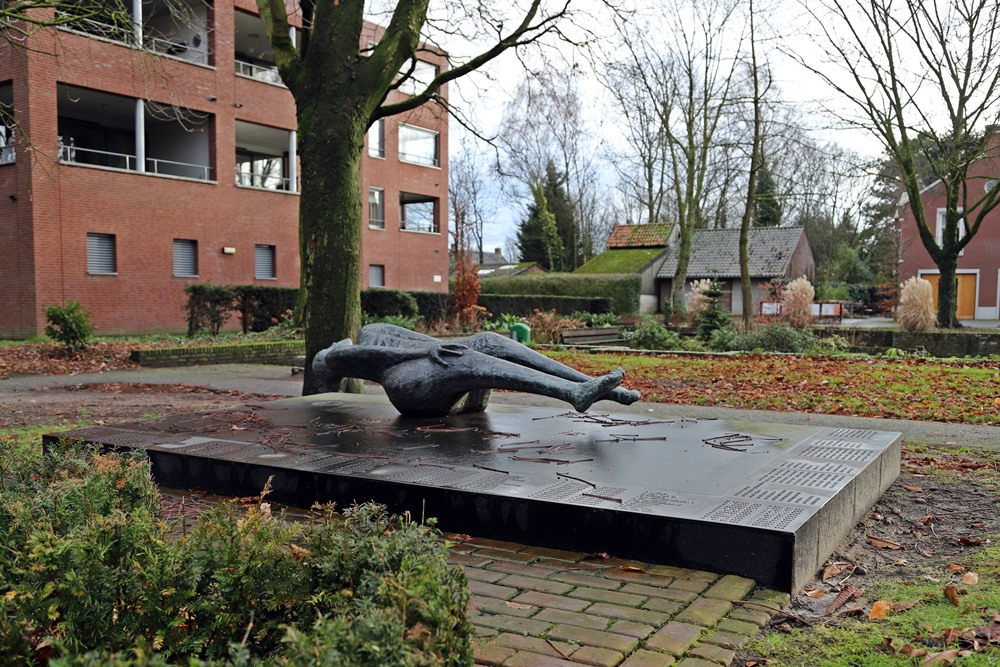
[0,342,139,378]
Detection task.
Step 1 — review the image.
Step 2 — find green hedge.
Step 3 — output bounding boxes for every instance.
[478,294,612,317]
[479,273,640,314]
[360,289,420,319]
[235,285,299,333]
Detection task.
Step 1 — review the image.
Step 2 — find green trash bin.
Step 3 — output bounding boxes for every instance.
[509,322,530,345]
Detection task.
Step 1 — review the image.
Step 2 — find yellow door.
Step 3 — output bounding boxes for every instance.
[922,273,977,320]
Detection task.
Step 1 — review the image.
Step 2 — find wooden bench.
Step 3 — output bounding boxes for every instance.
[559,326,626,347]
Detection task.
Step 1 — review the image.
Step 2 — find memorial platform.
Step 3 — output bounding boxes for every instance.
[47,394,901,592]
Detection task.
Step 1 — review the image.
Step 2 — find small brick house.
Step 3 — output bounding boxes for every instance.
[0,1,449,336]
[656,227,815,314]
[897,134,1000,320]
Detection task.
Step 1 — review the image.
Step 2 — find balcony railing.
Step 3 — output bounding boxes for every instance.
[235,170,293,191]
[399,151,439,168]
[0,146,14,165]
[55,10,137,44]
[235,60,284,86]
[60,143,211,180]
[145,34,209,64]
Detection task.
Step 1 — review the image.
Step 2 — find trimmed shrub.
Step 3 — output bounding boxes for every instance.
[184,283,237,336]
[0,444,473,664]
[480,273,640,314]
[234,285,299,333]
[409,291,453,325]
[360,289,420,320]
[696,282,732,342]
[628,323,683,351]
[478,294,611,317]
[44,301,95,353]
[897,277,936,332]
[781,276,814,329]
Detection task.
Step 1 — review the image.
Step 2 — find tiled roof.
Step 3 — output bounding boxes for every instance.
[606,223,673,248]
[657,227,806,279]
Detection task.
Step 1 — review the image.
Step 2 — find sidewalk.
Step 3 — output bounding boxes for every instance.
[9,363,999,665]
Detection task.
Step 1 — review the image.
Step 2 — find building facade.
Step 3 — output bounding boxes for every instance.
[0,0,449,337]
[897,134,1000,320]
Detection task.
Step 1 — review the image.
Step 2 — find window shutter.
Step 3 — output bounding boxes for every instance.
[87,233,116,274]
[255,244,276,279]
[173,239,197,277]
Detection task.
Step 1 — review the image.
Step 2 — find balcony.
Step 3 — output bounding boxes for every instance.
[234,10,284,86]
[0,84,12,165]
[58,84,213,181]
[235,121,297,192]
[56,0,212,66]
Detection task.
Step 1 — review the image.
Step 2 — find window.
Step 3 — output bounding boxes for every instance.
[935,208,965,256]
[173,238,198,277]
[400,193,438,233]
[369,264,385,288]
[255,244,276,279]
[87,233,117,275]
[368,187,385,229]
[397,59,438,96]
[398,124,439,167]
[368,119,384,158]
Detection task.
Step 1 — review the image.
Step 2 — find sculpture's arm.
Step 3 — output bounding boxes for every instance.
[429,343,469,367]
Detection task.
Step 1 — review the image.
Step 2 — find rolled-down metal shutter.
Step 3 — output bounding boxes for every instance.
[86,233,116,274]
[173,239,197,277]
[255,244,275,279]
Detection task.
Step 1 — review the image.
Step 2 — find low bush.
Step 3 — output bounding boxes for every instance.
[0,444,472,665]
[525,310,583,344]
[708,323,819,354]
[184,283,237,336]
[627,323,683,351]
[44,301,95,353]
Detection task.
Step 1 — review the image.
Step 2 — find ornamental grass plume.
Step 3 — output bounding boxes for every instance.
[686,278,714,324]
[781,276,815,329]
[896,277,936,332]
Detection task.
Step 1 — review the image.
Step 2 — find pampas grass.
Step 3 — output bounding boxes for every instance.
[897,277,936,332]
[781,276,815,329]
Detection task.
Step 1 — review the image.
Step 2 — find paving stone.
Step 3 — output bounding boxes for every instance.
[602,570,675,587]
[669,578,711,594]
[448,552,493,567]
[717,618,759,636]
[676,657,723,667]
[492,632,566,652]
[471,595,538,618]
[512,590,591,612]
[498,573,574,595]
[622,582,697,600]
[487,559,558,579]
[608,619,655,639]
[468,579,518,600]
[464,566,507,584]
[473,547,537,563]
[729,606,773,627]
[520,545,587,562]
[642,597,684,616]
[646,566,717,582]
[472,640,515,666]
[546,623,639,654]
[467,536,529,552]
[552,570,624,590]
[505,652,578,667]
[700,628,751,650]
[674,598,732,627]
[751,589,791,609]
[536,558,608,570]
[689,642,736,665]
[534,607,610,631]
[645,621,704,656]
[702,575,756,601]
[587,602,670,627]
[492,632,575,657]
[472,613,552,636]
[570,645,626,667]
[474,625,498,637]
[620,649,677,666]
[568,587,646,607]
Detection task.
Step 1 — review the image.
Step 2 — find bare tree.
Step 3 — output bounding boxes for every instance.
[738,0,765,329]
[801,0,1000,327]
[254,0,590,393]
[449,141,495,263]
[612,0,746,318]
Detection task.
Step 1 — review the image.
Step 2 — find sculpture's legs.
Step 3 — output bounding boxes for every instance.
[463,332,640,405]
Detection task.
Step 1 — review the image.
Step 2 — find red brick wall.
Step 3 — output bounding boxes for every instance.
[0,2,449,335]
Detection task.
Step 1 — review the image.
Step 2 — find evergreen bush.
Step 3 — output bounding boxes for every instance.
[479,273,640,314]
[360,289,420,320]
[184,284,237,336]
[696,282,732,342]
[44,301,95,353]
[233,286,299,333]
[628,323,683,351]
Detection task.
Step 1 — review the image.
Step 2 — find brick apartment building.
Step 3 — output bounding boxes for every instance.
[0,0,449,337]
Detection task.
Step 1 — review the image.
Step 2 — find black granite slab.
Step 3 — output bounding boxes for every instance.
[46,394,901,592]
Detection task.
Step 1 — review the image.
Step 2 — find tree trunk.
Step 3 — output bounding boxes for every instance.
[298,102,368,395]
[935,257,959,329]
[670,225,694,320]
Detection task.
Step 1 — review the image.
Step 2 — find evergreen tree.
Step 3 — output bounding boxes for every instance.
[514,163,576,270]
[753,161,782,227]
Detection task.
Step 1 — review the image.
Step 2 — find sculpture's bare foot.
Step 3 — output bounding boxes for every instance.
[615,388,641,405]
[571,368,625,413]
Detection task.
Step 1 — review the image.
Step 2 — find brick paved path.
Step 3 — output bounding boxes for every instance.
[448,537,790,667]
